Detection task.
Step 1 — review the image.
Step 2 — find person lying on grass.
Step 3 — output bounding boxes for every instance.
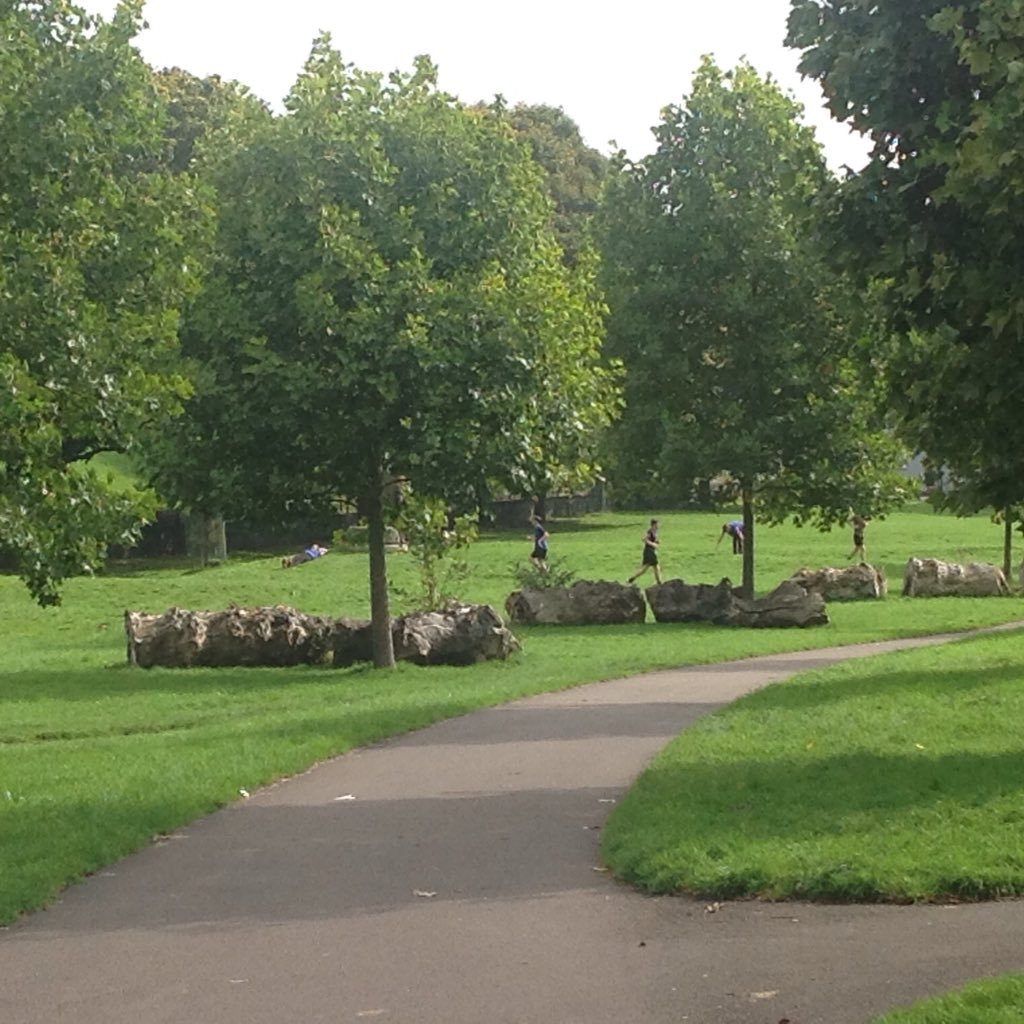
[282,543,328,568]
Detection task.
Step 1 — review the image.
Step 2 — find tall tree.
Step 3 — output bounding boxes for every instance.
[787,0,1024,569]
[599,58,907,597]
[505,104,610,267]
[153,67,270,174]
[0,0,209,603]
[151,42,614,666]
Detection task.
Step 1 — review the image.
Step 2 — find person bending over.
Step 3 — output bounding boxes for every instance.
[717,520,744,555]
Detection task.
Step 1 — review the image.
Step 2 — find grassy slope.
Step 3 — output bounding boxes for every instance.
[2,507,1022,923]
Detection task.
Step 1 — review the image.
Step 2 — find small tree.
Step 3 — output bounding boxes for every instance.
[395,493,477,611]
[599,59,907,597]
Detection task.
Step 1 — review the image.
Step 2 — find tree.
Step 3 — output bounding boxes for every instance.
[505,104,610,267]
[787,0,1024,575]
[150,41,614,666]
[468,103,618,519]
[0,0,210,603]
[599,59,907,597]
[152,67,269,175]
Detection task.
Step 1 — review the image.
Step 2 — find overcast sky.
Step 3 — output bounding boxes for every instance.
[84,0,870,170]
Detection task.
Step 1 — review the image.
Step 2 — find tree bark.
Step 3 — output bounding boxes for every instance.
[185,512,227,564]
[740,487,755,600]
[1003,509,1013,582]
[365,481,396,669]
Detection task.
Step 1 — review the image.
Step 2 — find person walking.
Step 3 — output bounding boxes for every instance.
[529,514,549,573]
[717,520,744,555]
[628,518,663,585]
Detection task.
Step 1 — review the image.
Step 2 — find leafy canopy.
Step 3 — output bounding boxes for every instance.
[788,0,1024,518]
[0,0,210,603]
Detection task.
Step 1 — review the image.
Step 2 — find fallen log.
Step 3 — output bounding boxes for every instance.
[787,564,887,601]
[332,604,520,667]
[124,605,336,668]
[902,558,1009,597]
[504,580,646,626]
[645,578,828,628]
[127,603,520,669]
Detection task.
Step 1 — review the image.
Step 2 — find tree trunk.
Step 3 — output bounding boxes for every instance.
[740,488,755,600]
[533,492,548,521]
[365,482,396,669]
[185,512,227,565]
[1003,509,1013,582]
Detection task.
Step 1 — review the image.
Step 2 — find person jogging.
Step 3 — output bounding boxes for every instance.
[628,519,662,585]
[529,514,549,573]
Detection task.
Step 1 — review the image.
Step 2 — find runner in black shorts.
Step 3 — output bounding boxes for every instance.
[848,514,868,563]
[628,518,662,585]
[529,514,549,572]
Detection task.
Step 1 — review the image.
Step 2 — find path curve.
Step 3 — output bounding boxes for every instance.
[4,628,1024,1024]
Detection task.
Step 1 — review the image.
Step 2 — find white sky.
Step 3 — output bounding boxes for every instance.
[84,0,870,171]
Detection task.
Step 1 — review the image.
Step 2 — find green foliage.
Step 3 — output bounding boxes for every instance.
[152,67,269,174]
[787,0,1024,527]
[0,1,211,603]
[510,553,578,589]
[395,492,477,610]
[598,58,908,594]
[505,103,610,267]
[603,629,1024,902]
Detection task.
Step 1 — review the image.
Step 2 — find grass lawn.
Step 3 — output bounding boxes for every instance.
[2,506,1022,924]
[601,628,1024,901]
[873,974,1024,1023]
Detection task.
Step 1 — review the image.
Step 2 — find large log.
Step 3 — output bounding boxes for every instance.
[332,604,520,667]
[645,578,828,628]
[902,558,1009,597]
[125,605,336,668]
[504,581,647,626]
[127,604,520,669]
[787,564,887,601]
[393,604,520,666]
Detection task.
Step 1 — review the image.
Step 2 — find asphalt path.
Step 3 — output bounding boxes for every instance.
[4,629,1024,1024]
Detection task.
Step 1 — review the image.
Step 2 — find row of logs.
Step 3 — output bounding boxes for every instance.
[124,559,1012,669]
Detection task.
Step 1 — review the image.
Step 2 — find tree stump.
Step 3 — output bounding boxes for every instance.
[902,558,1009,597]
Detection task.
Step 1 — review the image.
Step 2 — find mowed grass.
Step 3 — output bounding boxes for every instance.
[873,974,1024,1023]
[1,507,1022,924]
[602,628,1024,902]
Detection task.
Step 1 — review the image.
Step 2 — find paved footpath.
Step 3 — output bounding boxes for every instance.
[4,630,1024,1024]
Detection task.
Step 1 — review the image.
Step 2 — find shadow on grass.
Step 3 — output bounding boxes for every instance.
[0,662,376,704]
[97,551,276,578]
[748,660,1024,713]
[612,745,1024,901]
